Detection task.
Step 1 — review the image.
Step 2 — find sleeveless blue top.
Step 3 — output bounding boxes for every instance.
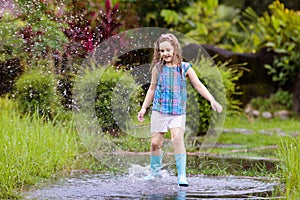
[152,62,191,115]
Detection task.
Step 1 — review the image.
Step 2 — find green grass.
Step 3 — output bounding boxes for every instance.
[198,114,300,157]
[221,114,300,198]
[224,114,300,133]
[277,136,300,199]
[0,98,89,198]
[217,132,280,147]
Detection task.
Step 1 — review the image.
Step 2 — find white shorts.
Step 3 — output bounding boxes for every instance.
[150,111,186,133]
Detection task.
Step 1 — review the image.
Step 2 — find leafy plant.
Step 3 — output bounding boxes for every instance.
[225,6,262,53]
[132,0,192,27]
[233,1,300,87]
[160,0,240,45]
[187,56,243,135]
[63,0,122,58]
[19,16,68,60]
[14,0,68,64]
[186,80,212,135]
[75,64,143,135]
[250,89,293,112]
[259,1,300,87]
[0,14,25,62]
[14,68,62,118]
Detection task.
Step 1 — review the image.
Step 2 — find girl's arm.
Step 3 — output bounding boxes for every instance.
[186,67,223,113]
[138,67,158,122]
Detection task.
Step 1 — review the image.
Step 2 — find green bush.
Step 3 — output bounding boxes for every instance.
[186,80,212,135]
[14,69,61,118]
[187,58,242,135]
[159,0,240,45]
[94,66,143,134]
[235,1,300,87]
[250,89,293,112]
[0,14,25,62]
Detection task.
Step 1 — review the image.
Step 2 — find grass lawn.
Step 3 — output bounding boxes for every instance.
[223,114,300,133]
[190,114,300,158]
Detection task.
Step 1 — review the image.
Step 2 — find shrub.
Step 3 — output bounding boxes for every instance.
[187,57,242,135]
[250,89,293,112]
[75,65,143,134]
[237,1,300,87]
[159,1,239,45]
[186,80,212,135]
[14,69,61,118]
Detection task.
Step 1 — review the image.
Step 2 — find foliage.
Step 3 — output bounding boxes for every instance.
[130,0,193,27]
[160,0,240,45]
[187,57,243,134]
[14,0,68,63]
[22,16,68,56]
[217,62,244,114]
[231,1,300,87]
[75,65,143,134]
[250,89,293,112]
[63,0,122,58]
[258,1,300,87]
[0,14,25,62]
[186,81,212,135]
[1,1,126,80]
[277,136,300,200]
[14,67,62,118]
[225,6,261,53]
[0,97,79,199]
[186,57,215,135]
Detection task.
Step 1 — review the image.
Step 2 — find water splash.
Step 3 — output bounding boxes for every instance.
[23,165,279,200]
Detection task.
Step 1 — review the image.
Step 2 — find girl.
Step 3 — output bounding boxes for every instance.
[137,33,222,187]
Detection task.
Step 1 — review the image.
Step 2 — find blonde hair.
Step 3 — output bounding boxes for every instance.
[150,33,183,72]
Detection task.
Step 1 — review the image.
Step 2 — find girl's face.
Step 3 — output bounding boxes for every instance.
[159,41,174,65]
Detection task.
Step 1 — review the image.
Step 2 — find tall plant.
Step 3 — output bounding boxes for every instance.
[14,0,68,66]
[0,14,24,62]
[257,1,300,87]
[63,0,122,59]
[160,0,240,45]
[235,1,300,87]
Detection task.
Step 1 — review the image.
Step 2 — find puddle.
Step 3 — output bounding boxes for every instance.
[24,165,279,200]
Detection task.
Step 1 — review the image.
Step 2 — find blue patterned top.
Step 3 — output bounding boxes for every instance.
[152,62,191,115]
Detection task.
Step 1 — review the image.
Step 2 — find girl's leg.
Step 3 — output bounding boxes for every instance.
[170,127,185,154]
[145,132,164,180]
[170,127,189,187]
[150,132,164,155]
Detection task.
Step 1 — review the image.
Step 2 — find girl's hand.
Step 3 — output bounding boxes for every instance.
[211,101,223,113]
[137,108,147,122]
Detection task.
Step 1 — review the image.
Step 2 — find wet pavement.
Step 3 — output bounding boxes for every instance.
[23,165,280,200]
